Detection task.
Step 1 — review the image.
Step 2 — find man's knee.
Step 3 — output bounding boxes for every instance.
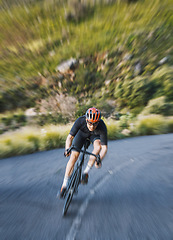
[93,140,101,153]
[69,151,79,164]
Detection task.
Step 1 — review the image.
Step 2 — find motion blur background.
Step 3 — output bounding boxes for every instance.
[0,0,173,158]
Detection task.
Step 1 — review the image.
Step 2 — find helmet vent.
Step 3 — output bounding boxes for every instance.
[86,107,101,123]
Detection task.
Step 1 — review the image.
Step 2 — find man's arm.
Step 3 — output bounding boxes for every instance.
[64,134,74,156]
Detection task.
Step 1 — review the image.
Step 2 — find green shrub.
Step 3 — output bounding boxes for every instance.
[151,66,173,100]
[40,125,70,150]
[114,76,154,109]
[14,113,26,124]
[135,115,167,135]
[36,113,69,126]
[141,96,173,116]
[26,135,40,151]
[75,104,90,118]
[1,116,13,126]
[66,0,93,22]
[41,132,62,150]
[167,118,173,133]
[0,143,11,159]
[105,120,124,140]
[0,124,72,158]
[119,115,130,129]
[0,136,35,158]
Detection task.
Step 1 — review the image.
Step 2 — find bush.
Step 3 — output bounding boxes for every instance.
[114,76,154,109]
[151,66,173,100]
[0,111,27,132]
[1,116,13,126]
[141,96,173,116]
[135,115,167,135]
[40,125,70,150]
[0,143,11,159]
[0,124,72,158]
[0,136,35,158]
[119,115,130,129]
[41,132,63,150]
[167,118,173,133]
[14,113,26,124]
[25,134,40,151]
[105,119,124,140]
[66,0,93,22]
[36,113,69,126]
[75,104,90,118]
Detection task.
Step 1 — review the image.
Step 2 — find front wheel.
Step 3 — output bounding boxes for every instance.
[62,188,74,216]
[62,168,78,216]
[62,166,82,216]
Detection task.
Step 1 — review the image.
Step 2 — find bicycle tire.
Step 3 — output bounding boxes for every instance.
[63,166,78,199]
[74,167,81,193]
[62,168,79,216]
[62,188,74,216]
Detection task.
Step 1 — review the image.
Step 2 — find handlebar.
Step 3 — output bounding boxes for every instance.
[64,146,101,166]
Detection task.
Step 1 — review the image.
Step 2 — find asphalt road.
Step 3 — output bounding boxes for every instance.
[0,134,173,240]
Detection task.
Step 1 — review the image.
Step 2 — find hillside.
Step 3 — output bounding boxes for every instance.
[0,0,173,125]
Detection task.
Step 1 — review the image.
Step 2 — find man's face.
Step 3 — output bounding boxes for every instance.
[86,120,98,131]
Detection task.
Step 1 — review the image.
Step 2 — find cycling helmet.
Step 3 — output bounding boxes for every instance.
[86,107,101,123]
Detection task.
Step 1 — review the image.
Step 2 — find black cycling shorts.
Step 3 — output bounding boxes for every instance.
[72,129,100,152]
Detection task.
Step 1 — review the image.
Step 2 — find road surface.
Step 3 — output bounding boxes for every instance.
[0,134,173,240]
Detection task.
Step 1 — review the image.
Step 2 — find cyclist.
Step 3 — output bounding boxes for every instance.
[59,107,108,198]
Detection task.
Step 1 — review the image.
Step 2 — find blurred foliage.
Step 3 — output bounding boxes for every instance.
[141,96,173,116]
[2,115,173,158]
[0,124,71,158]
[135,115,168,135]
[0,110,26,133]
[105,119,124,140]
[114,76,155,108]
[167,118,173,133]
[0,0,173,122]
[36,113,69,126]
[150,67,173,100]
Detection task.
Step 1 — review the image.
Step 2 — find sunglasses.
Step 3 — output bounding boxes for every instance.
[87,121,99,126]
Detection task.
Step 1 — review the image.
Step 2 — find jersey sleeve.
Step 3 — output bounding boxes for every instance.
[69,117,82,137]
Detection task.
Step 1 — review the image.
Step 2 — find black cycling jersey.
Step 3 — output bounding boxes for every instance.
[70,115,107,146]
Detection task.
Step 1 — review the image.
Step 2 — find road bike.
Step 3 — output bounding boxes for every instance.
[62,139,101,216]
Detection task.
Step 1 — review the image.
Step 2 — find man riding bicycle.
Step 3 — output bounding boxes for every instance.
[59,107,108,198]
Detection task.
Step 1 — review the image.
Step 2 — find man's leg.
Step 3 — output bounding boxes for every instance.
[58,151,79,198]
[87,139,101,167]
[82,139,101,184]
[62,151,80,187]
[59,130,87,197]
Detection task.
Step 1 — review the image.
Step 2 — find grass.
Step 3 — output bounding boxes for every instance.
[0,0,172,81]
[0,124,72,158]
[105,119,124,140]
[167,118,173,133]
[0,0,172,116]
[1,115,173,159]
[135,115,168,135]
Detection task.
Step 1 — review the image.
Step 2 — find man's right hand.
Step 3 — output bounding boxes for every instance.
[64,149,71,157]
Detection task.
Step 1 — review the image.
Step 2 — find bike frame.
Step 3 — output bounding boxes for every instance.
[62,140,101,216]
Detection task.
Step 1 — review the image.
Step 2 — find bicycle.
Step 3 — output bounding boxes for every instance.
[62,139,101,216]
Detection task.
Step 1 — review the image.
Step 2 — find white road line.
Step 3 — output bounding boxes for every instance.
[66,160,133,240]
